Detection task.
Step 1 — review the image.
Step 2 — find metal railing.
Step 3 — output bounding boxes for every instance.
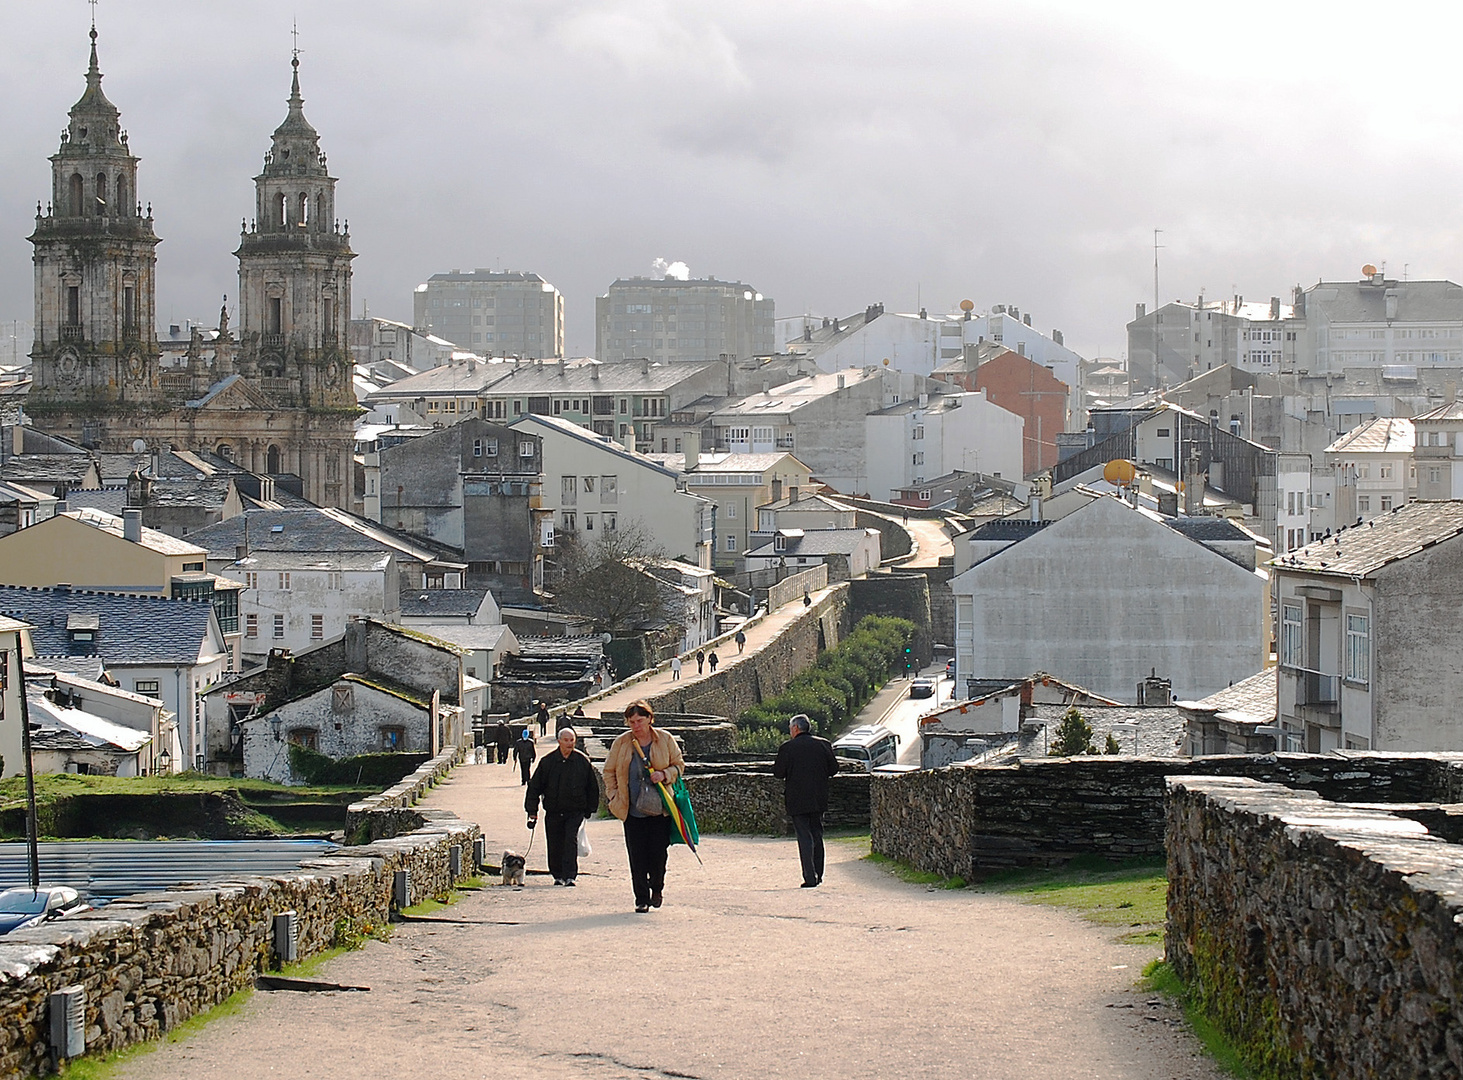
[1290,667,1340,706]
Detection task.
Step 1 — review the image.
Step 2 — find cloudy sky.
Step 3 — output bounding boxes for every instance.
[3,1,1463,363]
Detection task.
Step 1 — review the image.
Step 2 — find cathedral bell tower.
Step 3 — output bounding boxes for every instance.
[234,55,355,410]
[27,27,161,410]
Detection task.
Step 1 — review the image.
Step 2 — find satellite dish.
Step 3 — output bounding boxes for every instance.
[131,439,147,453]
[882,358,890,366]
[1362,264,1378,277]
[959,299,975,313]
[1102,459,1137,486]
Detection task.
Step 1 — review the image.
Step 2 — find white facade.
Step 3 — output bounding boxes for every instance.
[0,617,29,780]
[1276,453,1314,553]
[864,390,1024,501]
[951,497,1267,703]
[230,552,401,665]
[1323,417,1415,531]
[512,413,715,567]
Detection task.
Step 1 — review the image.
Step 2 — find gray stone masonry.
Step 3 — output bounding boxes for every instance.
[871,751,1463,879]
[0,746,477,1079]
[1166,775,1463,1079]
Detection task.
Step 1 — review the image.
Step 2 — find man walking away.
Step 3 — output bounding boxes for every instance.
[536,700,550,737]
[735,629,746,654]
[526,727,601,886]
[670,655,682,681]
[772,713,839,887]
[696,649,706,675]
[513,727,536,785]
[495,719,512,764]
[707,650,719,673]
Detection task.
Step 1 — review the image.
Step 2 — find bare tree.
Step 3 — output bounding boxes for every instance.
[552,519,669,635]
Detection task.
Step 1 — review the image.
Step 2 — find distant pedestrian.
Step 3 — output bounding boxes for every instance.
[494,719,512,764]
[670,655,682,681]
[525,727,600,886]
[536,701,550,737]
[696,649,706,675]
[803,590,812,608]
[573,705,586,720]
[513,728,536,785]
[734,630,746,654]
[772,713,839,888]
[707,651,719,673]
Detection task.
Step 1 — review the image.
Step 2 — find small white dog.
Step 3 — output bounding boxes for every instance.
[500,850,526,887]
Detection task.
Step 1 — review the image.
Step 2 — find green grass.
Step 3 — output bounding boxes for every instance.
[398,877,481,917]
[1143,961,1256,1078]
[862,849,968,889]
[975,856,1167,945]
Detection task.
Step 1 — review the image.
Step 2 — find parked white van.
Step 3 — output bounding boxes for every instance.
[832,725,900,771]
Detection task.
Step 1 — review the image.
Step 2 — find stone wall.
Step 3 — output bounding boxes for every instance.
[685,769,871,835]
[642,585,851,723]
[848,573,933,664]
[853,509,912,561]
[0,794,478,1078]
[870,752,1463,879]
[767,564,828,611]
[345,744,464,838]
[1166,775,1463,1079]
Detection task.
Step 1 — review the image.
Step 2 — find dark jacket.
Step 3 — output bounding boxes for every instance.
[525,747,600,816]
[772,731,840,816]
[512,734,536,766]
[494,722,512,749]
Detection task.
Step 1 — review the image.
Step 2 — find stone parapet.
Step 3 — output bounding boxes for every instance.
[1165,775,1463,1079]
[345,744,464,838]
[685,770,871,835]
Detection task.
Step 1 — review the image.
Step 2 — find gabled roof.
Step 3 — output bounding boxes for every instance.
[1177,667,1276,726]
[711,368,881,418]
[401,588,492,618]
[1413,400,1463,423]
[53,509,209,558]
[1325,416,1414,455]
[186,373,277,410]
[0,585,218,665]
[1271,500,1463,578]
[1305,278,1463,323]
[188,507,463,568]
[746,527,878,558]
[511,414,686,482]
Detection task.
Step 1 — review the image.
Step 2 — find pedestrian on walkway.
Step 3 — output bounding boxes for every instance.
[772,713,839,888]
[604,700,686,913]
[513,727,536,785]
[735,630,746,654]
[670,655,682,681]
[494,719,512,764]
[536,700,550,737]
[696,648,706,675]
[525,726,600,886]
[707,650,719,673]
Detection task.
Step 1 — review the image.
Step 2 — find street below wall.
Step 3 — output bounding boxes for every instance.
[104,752,1225,1080]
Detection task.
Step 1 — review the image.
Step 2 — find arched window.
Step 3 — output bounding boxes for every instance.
[297,193,308,227]
[215,444,234,461]
[314,193,326,231]
[68,174,84,216]
[267,446,282,473]
[275,192,287,231]
[95,172,108,214]
[115,175,129,216]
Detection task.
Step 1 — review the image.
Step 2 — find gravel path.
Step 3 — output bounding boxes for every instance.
[107,757,1224,1080]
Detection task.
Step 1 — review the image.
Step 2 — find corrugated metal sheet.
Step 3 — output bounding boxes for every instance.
[0,840,337,903]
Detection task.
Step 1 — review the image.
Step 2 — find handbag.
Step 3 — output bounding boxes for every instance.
[577,819,592,858]
[630,739,667,816]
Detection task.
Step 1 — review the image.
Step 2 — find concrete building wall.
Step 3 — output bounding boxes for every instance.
[0,622,27,779]
[1372,536,1463,750]
[596,278,773,364]
[239,561,399,664]
[973,354,1070,476]
[415,271,564,358]
[952,497,1266,702]
[864,392,1024,501]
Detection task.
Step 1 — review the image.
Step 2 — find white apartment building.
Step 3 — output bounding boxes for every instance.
[349,316,466,372]
[1414,400,1463,500]
[596,277,774,363]
[1276,453,1315,553]
[1126,295,1300,391]
[413,270,565,359]
[1303,273,1463,377]
[511,413,715,567]
[864,390,1024,501]
[1323,417,1415,530]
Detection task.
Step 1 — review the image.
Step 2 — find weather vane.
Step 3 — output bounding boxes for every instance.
[291,18,301,62]
[89,0,98,31]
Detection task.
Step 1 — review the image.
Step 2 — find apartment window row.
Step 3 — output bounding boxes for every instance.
[243,612,328,640]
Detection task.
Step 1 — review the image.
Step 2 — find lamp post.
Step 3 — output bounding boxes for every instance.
[13,648,40,889]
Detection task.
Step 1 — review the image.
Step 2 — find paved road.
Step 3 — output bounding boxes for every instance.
[899,515,954,567]
[108,759,1224,1080]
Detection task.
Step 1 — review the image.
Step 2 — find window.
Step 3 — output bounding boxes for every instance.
[561,476,577,506]
[278,572,291,590]
[1156,428,1171,438]
[273,613,286,639]
[328,572,342,590]
[1430,466,1442,484]
[725,503,736,519]
[519,441,535,458]
[603,513,617,530]
[561,511,576,531]
[912,425,925,441]
[726,535,738,551]
[380,727,406,752]
[601,476,617,504]
[134,680,160,698]
[311,614,324,640]
[1379,464,1393,480]
[584,514,595,531]
[582,475,595,493]
[1357,496,1371,514]
[912,452,924,466]
[288,728,318,751]
[244,572,258,590]
[1357,464,1370,479]
[473,438,484,457]
[182,561,204,573]
[1380,496,1393,512]
[245,614,258,638]
[1280,604,1302,668]
[1346,614,1370,684]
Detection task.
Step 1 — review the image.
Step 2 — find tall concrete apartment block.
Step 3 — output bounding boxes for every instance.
[413,270,564,359]
[596,277,774,363]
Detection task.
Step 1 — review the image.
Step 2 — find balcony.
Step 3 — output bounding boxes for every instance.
[1290,667,1340,708]
[60,324,84,342]
[261,333,286,350]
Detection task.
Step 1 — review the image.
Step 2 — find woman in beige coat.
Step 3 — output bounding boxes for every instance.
[603,700,687,913]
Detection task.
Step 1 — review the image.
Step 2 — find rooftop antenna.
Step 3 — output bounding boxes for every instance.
[89,0,97,32]
[1153,228,1164,310]
[291,17,301,62]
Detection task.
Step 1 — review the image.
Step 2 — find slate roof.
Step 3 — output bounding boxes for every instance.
[1325,416,1415,455]
[0,456,98,484]
[0,585,216,665]
[60,509,209,557]
[1166,517,1253,542]
[1274,500,1463,577]
[1178,667,1276,725]
[1025,703,1188,758]
[400,622,515,652]
[963,519,1051,541]
[1413,400,1463,423]
[188,508,459,567]
[65,487,130,516]
[231,551,393,572]
[401,588,492,618]
[711,368,880,418]
[1306,279,1463,323]
[746,528,878,558]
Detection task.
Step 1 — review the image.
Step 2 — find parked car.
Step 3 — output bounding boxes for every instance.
[910,676,937,698]
[945,658,955,678]
[0,886,89,935]
[832,725,900,771]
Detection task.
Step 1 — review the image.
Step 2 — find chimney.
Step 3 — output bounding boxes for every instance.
[837,374,846,390]
[1052,329,1063,346]
[623,427,637,454]
[122,508,143,543]
[642,358,650,375]
[1385,289,1399,322]
[1270,296,1281,320]
[684,430,700,472]
[11,424,21,456]
[1030,494,1042,522]
[235,543,247,562]
[1136,303,1147,320]
[918,392,928,408]
[1023,313,1031,327]
[919,308,927,320]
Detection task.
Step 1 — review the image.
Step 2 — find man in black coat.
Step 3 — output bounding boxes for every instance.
[494,720,512,764]
[525,727,601,885]
[512,727,537,785]
[772,713,840,888]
